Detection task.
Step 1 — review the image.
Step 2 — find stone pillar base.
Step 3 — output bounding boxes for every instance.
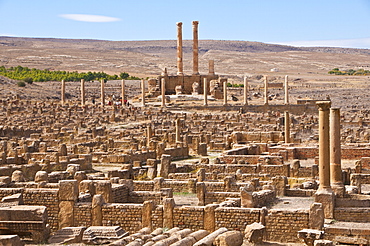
[331,184,345,198]
[314,188,335,219]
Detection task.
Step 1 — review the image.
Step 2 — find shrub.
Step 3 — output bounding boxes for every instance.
[17,81,26,87]
[24,77,33,84]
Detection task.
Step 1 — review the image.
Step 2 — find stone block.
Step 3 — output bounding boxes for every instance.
[214,231,243,246]
[244,222,265,244]
[59,180,78,201]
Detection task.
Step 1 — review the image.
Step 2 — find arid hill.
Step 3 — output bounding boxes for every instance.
[1,36,369,78]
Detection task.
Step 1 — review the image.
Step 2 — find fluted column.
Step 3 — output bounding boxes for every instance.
[330,108,344,196]
[81,79,85,106]
[177,22,183,75]
[243,76,248,106]
[192,21,199,75]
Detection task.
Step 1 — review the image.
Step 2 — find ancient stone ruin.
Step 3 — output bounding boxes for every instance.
[1,21,370,246]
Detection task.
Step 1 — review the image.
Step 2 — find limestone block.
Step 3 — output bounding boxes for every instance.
[197,168,205,182]
[198,143,207,156]
[309,203,324,230]
[11,170,25,182]
[1,193,24,205]
[214,231,243,246]
[163,198,175,229]
[92,194,105,226]
[94,180,113,203]
[240,183,255,208]
[314,190,335,219]
[79,180,96,196]
[314,240,334,246]
[142,201,154,230]
[244,222,265,244]
[59,180,79,201]
[204,204,219,232]
[59,200,75,229]
[0,235,24,246]
[35,171,48,183]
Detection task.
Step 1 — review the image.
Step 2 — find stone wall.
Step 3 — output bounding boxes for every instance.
[215,207,260,231]
[74,202,92,227]
[102,203,143,234]
[173,206,204,230]
[23,188,60,231]
[265,209,309,243]
[205,192,240,204]
[334,208,370,222]
[112,184,129,203]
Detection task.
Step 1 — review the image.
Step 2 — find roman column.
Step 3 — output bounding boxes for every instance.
[264,76,268,105]
[315,101,334,218]
[121,80,125,104]
[203,78,208,106]
[81,79,85,106]
[147,124,152,146]
[61,80,66,105]
[284,111,290,143]
[141,79,146,107]
[177,22,183,75]
[161,78,166,107]
[100,79,105,106]
[330,108,344,196]
[284,75,289,104]
[175,118,181,142]
[223,81,228,106]
[193,21,199,75]
[208,60,215,75]
[243,76,248,106]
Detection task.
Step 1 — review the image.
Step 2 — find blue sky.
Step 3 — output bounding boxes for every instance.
[1,0,370,49]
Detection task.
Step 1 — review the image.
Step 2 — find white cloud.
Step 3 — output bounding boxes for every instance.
[0,33,16,37]
[60,14,121,23]
[272,37,370,49]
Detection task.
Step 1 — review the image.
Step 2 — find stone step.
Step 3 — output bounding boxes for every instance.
[48,226,86,244]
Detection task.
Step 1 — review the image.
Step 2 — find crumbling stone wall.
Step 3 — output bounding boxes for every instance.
[334,208,370,222]
[215,207,260,231]
[74,202,92,227]
[173,206,204,230]
[102,203,143,233]
[265,209,309,243]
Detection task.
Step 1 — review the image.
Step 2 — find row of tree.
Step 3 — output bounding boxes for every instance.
[328,68,370,75]
[0,66,141,83]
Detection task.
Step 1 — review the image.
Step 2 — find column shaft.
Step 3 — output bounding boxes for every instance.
[192,21,199,75]
[100,79,105,106]
[61,80,65,105]
[141,79,146,107]
[81,79,85,106]
[203,78,208,106]
[161,78,166,107]
[243,76,248,106]
[284,111,290,143]
[177,22,183,75]
[284,75,289,104]
[121,80,125,103]
[223,81,227,106]
[330,108,344,189]
[208,60,215,75]
[264,76,268,105]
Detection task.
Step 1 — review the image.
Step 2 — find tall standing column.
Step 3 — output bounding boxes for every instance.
[208,60,215,75]
[177,22,183,75]
[192,21,199,75]
[121,80,125,104]
[284,75,289,105]
[100,79,105,106]
[175,118,181,142]
[315,101,334,219]
[147,124,152,146]
[330,108,344,197]
[203,78,208,106]
[81,79,85,106]
[264,76,268,105]
[243,76,248,106]
[161,78,166,107]
[284,111,290,143]
[223,81,228,106]
[141,79,146,107]
[61,80,66,105]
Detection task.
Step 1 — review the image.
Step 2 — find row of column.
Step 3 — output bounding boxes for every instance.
[315,101,344,218]
[61,79,126,107]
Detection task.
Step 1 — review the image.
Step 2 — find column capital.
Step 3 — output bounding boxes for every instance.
[176,22,182,27]
[316,101,331,111]
[192,20,199,26]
